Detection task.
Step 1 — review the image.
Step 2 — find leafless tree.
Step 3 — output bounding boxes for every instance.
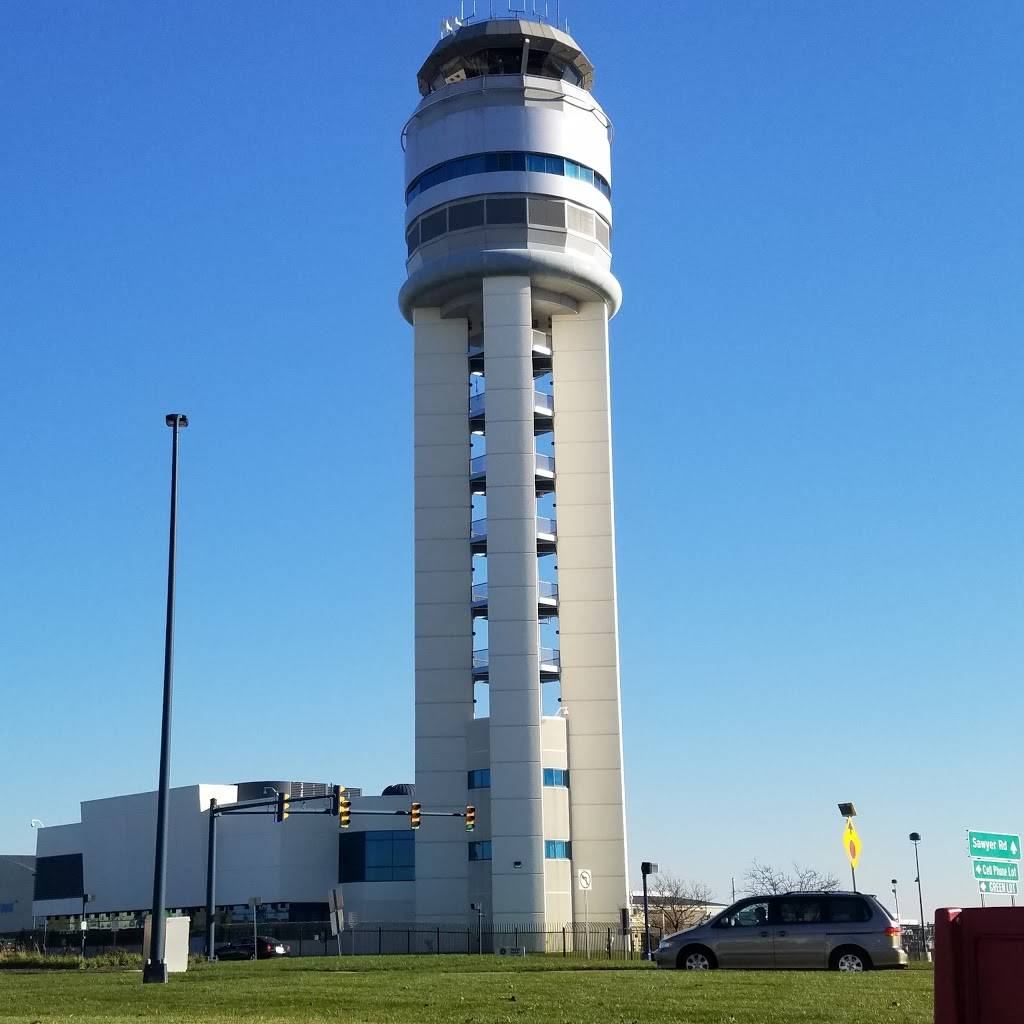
[742,860,839,896]
[646,872,716,933]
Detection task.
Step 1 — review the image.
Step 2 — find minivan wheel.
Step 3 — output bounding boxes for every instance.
[678,946,717,971]
[831,947,871,972]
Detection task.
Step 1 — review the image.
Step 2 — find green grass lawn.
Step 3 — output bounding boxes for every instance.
[0,955,933,1024]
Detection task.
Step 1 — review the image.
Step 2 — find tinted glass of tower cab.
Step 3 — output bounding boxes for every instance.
[430,45,583,92]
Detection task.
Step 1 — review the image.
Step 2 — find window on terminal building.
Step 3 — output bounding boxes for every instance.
[545,840,572,859]
[468,841,492,861]
[542,768,569,787]
[338,830,415,883]
[33,854,84,901]
[467,769,491,789]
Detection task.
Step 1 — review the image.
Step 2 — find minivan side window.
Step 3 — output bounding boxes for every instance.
[777,898,824,924]
[827,897,872,923]
[718,901,770,928]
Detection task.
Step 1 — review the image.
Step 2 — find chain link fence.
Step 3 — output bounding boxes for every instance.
[8,921,664,961]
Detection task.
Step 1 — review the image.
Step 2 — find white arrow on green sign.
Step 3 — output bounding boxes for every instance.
[979,880,1019,896]
[973,860,1019,882]
[968,831,1021,861]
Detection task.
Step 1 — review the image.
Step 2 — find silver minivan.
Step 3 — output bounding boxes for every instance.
[653,891,908,971]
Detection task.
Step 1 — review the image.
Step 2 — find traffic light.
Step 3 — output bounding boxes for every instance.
[275,792,290,823]
[330,784,345,817]
[410,802,421,829]
[339,795,351,829]
[465,805,476,832]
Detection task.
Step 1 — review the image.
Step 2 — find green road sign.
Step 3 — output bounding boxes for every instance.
[973,860,1020,882]
[968,831,1021,861]
[978,879,1019,896]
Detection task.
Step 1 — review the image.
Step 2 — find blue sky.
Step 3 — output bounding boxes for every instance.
[2,1,1022,918]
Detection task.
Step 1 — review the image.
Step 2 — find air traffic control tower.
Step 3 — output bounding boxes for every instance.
[399,16,627,931]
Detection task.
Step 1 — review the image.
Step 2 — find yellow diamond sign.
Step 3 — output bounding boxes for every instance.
[843,818,862,869]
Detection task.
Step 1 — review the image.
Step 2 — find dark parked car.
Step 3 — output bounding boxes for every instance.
[215,936,291,960]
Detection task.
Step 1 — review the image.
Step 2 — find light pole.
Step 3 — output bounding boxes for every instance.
[205,798,218,961]
[641,861,658,961]
[142,413,188,985]
[838,802,858,891]
[909,832,928,961]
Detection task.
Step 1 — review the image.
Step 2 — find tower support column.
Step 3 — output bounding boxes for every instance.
[413,307,473,925]
[482,276,546,930]
[551,301,629,923]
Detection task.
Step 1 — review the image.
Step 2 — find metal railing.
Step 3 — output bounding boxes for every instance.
[471,581,559,602]
[473,648,560,670]
[468,390,554,419]
[472,516,557,541]
[469,453,555,476]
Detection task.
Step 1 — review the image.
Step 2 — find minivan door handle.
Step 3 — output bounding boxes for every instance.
[777,930,787,937]
[759,930,769,937]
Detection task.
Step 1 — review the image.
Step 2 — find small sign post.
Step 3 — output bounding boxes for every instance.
[247,897,261,955]
[328,888,344,957]
[843,819,862,891]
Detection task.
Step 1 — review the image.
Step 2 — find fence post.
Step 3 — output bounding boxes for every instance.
[514,924,518,950]
[467,927,471,954]
[378,925,382,955]
[607,927,611,959]
[436,925,440,954]
[407,928,411,955]
[562,926,567,957]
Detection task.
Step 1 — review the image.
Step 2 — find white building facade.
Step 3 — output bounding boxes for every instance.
[402,18,629,930]
[31,782,418,935]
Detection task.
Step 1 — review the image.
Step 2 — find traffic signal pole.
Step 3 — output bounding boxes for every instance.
[205,798,217,960]
[200,790,473,959]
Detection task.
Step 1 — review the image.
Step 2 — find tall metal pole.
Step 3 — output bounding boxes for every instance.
[142,413,188,985]
[851,865,857,892]
[891,880,901,926]
[642,872,651,961]
[205,798,218,960]
[912,837,926,959]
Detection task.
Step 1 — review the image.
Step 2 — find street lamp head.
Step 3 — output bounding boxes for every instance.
[838,802,857,818]
[909,832,922,843]
[891,879,898,886]
[165,413,189,428]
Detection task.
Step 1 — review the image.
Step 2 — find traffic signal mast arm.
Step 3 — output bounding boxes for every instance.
[209,793,473,821]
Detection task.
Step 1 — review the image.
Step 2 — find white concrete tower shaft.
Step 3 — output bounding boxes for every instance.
[401,18,627,932]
